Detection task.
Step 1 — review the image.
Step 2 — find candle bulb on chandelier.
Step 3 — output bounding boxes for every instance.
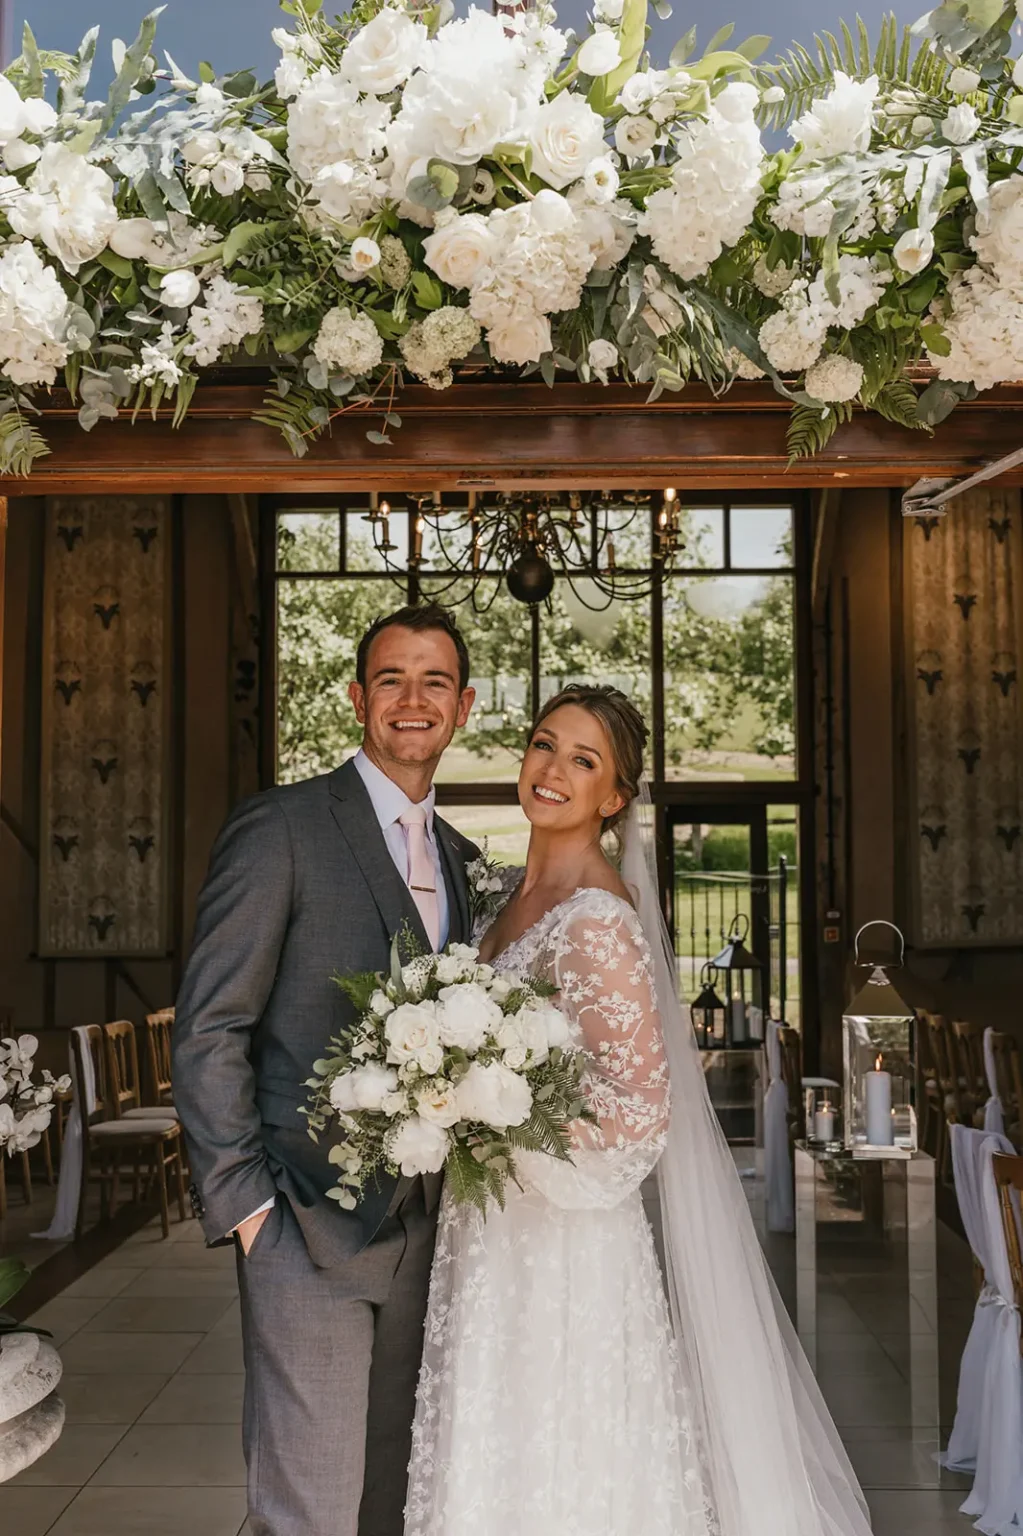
[412,514,424,564]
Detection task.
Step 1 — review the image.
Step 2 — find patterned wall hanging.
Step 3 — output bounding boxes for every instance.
[39,496,172,957]
[904,487,1023,947]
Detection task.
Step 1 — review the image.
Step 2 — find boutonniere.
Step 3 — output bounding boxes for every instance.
[465,841,506,927]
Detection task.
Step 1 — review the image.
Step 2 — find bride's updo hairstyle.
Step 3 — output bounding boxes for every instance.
[529,684,648,843]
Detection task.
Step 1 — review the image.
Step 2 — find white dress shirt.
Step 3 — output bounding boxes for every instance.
[233,750,449,1237]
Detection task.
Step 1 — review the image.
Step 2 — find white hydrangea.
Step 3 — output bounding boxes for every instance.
[288,67,392,183]
[807,253,887,328]
[930,266,1023,391]
[971,174,1023,284]
[312,304,385,375]
[184,276,264,367]
[753,254,796,297]
[637,88,764,281]
[4,144,118,276]
[0,239,72,386]
[790,71,878,160]
[128,322,184,389]
[272,26,323,100]
[758,281,827,373]
[804,353,865,402]
[725,347,767,380]
[399,305,480,384]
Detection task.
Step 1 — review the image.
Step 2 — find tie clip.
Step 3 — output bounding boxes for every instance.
[411,884,437,893]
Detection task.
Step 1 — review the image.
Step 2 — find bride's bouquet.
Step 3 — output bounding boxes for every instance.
[303,933,592,1214]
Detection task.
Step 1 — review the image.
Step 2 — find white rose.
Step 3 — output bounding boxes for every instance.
[893,226,934,274]
[434,943,482,985]
[587,336,618,381]
[583,155,619,204]
[455,1060,533,1129]
[370,989,394,1018]
[384,1000,441,1066]
[618,72,656,114]
[416,1041,445,1075]
[329,1061,399,1113]
[389,1114,449,1175]
[160,268,201,308]
[3,140,40,171]
[485,311,552,364]
[415,1081,462,1127]
[942,103,979,143]
[340,9,428,95]
[350,236,381,273]
[489,972,520,1004]
[437,982,503,1051]
[614,114,657,158]
[211,158,246,197]
[496,1021,528,1069]
[530,91,607,190]
[422,210,495,290]
[577,29,621,77]
[948,66,980,95]
[381,1088,409,1117]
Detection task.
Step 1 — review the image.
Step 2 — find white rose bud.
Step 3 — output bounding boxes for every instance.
[160,268,201,308]
[389,1114,449,1175]
[577,29,621,78]
[948,66,980,95]
[910,114,932,137]
[614,114,657,158]
[350,236,381,273]
[761,85,785,104]
[892,226,934,274]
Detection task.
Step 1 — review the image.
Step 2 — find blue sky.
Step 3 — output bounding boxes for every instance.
[11,1,920,85]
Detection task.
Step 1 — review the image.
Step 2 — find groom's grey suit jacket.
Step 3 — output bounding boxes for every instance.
[172,758,478,1269]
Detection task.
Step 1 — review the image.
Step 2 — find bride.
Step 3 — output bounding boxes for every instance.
[404,684,873,1536]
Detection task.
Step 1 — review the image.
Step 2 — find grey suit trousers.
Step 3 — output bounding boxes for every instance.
[236,1184,436,1536]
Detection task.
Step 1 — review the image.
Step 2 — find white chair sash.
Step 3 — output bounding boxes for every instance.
[983,1027,1006,1136]
[763,1021,794,1234]
[33,1026,97,1242]
[943,1124,1023,1536]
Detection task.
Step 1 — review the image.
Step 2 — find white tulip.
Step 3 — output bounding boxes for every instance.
[892,226,934,274]
[160,269,201,308]
[350,236,381,273]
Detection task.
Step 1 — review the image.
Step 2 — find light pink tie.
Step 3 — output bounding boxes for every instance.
[399,805,441,952]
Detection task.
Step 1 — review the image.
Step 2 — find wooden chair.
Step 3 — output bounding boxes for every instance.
[73,1024,185,1240]
[143,1009,178,1115]
[992,1153,1023,1352]
[988,1032,1023,1149]
[952,1019,989,1129]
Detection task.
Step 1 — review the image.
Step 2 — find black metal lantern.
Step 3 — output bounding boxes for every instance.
[691,962,727,1050]
[711,914,764,1047]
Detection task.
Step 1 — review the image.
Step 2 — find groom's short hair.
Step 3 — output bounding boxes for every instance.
[356,603,471,691]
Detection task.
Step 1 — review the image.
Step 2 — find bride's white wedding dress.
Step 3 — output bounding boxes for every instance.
[405,886,717,1536]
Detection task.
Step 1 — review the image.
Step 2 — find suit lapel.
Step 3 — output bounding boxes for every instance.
[327,760,430,954]
[435,818,471,946]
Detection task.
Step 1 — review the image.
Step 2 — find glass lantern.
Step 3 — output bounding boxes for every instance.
[711,915,765,1047]
[691,962,727,1050]
[842,921,917,1156]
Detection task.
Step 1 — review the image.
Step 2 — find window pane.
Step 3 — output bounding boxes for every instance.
[677,507,725,569]
[421,580,531,783]
[663,575,795,780]
[440,802,531,867]
[420,508,500,572]
[276,510,340,573]
[730,506,793,569]
[540,582,652,773]
[600,498,651,566]
[277,578,385,783]
[345,509,410,573]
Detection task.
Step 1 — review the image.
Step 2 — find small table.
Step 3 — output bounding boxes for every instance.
[794,1145,939,1477]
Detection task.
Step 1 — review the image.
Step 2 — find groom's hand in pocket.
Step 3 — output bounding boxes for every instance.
[235,1207,271,1256]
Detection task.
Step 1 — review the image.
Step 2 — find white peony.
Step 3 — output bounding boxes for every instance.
[339,8,428,95]
[312,304,384,375]
[6,144,119,276]
[530,91,607,190]
[437,981,502,1051]
[414,1081,462,1127]
[587,337,618,381]
[614,114,657,158]
[288,68,391,183]
[790,71,878,160]
[577,29,621,77]
[384,999,441,1066]
[715,82,760,124]
[804,354,865,402]
[456,1059,533,1129]
[422,210,495,290]
[329,1061,399,1113]
[942,103,979,143]
[971,175,1023,283]
[389,1113,449,1175]
[893,226,934,274]
[0,240,72,387]
[159,269,201,308]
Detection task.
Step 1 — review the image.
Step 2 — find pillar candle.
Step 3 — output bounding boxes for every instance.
[814,1105,835,1142]
[865,1056,894,1145]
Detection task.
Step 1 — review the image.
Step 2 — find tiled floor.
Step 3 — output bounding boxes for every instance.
[1,1205,983,1535]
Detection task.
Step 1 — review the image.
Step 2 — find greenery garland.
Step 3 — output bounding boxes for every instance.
[0,0,1019,474]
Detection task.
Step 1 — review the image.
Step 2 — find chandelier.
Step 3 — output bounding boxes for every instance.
[362,489,685,610]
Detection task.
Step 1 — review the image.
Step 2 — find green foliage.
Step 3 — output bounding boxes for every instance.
[0,402,51,477]
[756,14,919,128]
[786,401,853,463]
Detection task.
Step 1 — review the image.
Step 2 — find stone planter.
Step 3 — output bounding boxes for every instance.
[0,1332,64,1483]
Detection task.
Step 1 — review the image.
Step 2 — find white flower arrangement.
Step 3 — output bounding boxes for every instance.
[303,929,589,1213]
[0,1034,69,1156]
[0,0,1019,469]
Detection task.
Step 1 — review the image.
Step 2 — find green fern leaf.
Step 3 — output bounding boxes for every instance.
[0,404,50,477]
[786,401,851,464]
[872,380,930,433]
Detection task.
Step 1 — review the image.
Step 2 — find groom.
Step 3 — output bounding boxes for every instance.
[173,603,478,1536]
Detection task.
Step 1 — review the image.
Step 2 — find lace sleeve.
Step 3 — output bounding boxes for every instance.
[518,894,671,1210]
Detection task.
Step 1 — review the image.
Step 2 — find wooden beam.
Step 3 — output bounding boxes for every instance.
[3,380,1023,493]
[811,489,842,622]
[226,492,258,619]
[0,495,6,797]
